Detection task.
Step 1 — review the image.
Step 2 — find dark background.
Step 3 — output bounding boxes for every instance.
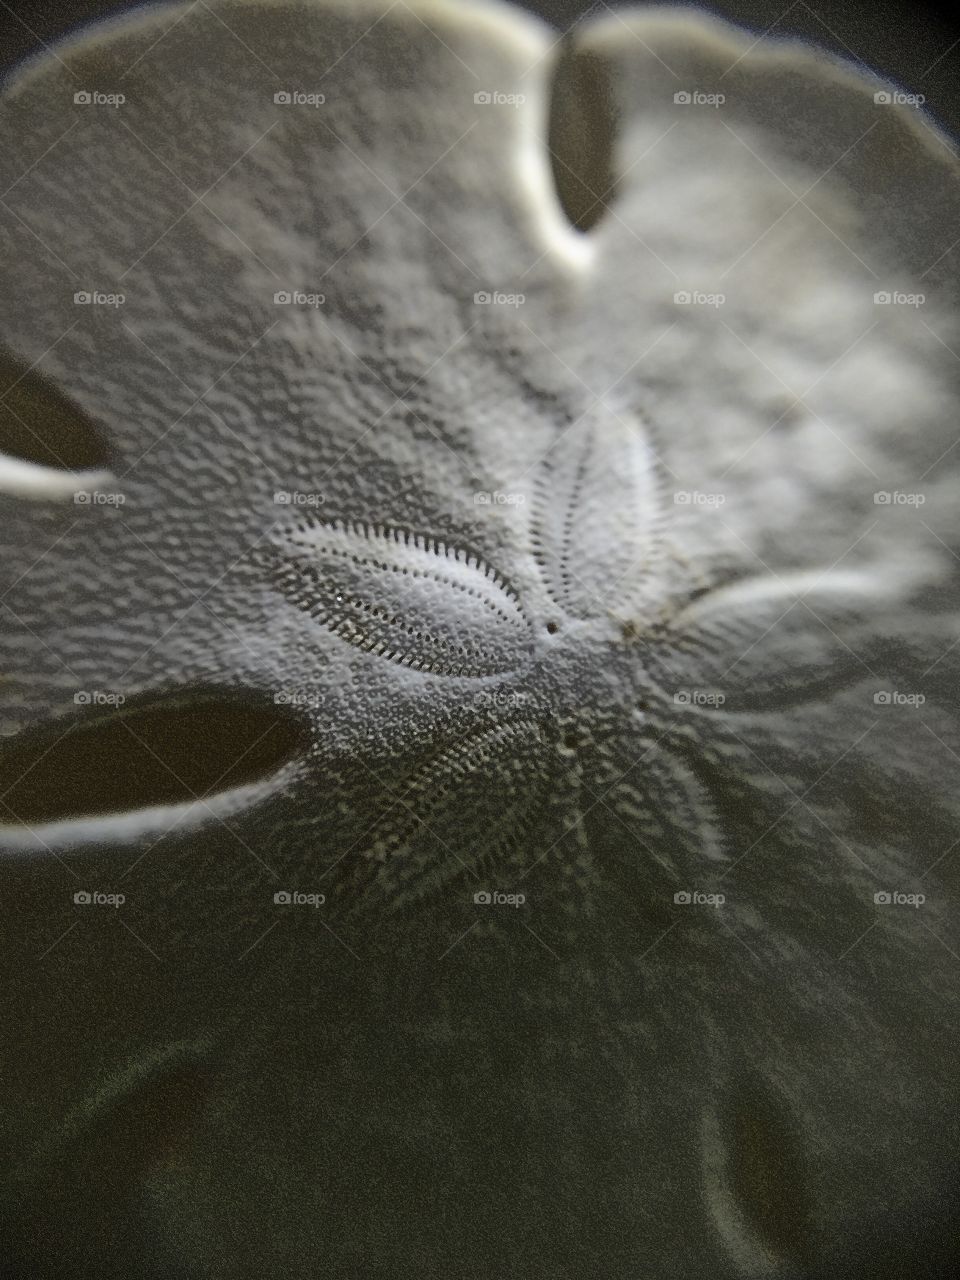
[2,0,960,144]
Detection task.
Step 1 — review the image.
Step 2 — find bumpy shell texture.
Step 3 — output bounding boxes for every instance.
[0,1,959,1276]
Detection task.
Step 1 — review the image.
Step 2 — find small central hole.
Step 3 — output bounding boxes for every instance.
[546,621,560,635]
